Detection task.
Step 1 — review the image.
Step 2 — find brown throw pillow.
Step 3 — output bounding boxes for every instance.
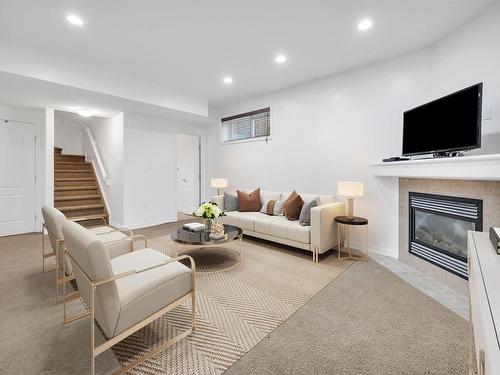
[284,190,298,204]
[237,188,262,212]
[284,194,304,221]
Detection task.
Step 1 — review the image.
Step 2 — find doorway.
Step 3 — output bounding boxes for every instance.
[0,119,37,236]
[176,134,201,217]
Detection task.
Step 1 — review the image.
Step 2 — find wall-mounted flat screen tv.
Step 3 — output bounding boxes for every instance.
[402,83,482,156]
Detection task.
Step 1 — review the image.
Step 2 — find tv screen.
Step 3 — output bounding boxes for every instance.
[402,83,482,156]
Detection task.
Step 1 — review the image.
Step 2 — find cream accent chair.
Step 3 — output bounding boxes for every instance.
[62,220,196,375]
[41,206,138,304]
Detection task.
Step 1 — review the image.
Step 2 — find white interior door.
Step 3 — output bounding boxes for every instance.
[0,120,36,236]
[176,134,200,214]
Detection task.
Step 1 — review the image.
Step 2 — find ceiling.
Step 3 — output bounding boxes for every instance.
[0,0,495,109]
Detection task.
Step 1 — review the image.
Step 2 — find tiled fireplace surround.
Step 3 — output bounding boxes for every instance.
[399,178,500,296]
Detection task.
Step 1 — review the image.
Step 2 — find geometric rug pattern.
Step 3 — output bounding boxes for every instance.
[112,235,353,374]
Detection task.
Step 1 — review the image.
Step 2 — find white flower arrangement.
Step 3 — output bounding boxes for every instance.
[193,201,226,220]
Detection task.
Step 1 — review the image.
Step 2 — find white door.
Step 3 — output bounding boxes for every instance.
[176,134,200,214]
[0,120,36,236]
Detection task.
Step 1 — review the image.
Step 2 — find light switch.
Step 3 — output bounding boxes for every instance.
[483,105,492,120]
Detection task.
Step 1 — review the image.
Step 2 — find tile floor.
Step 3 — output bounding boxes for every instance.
[370,253,469,320]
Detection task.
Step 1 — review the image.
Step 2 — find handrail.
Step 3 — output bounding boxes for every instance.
[78,121,108,182]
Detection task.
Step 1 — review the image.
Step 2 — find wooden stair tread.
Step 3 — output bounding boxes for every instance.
[55,162,90,165]
[54,177,95,181]
[55,186,98,191]
[54,169,92,172]
[54,195,101,201]
[58,204,104,211]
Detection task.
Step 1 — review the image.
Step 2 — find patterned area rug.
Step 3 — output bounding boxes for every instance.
[112,235,354,374]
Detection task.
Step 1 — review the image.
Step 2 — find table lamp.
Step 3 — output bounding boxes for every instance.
[337,181,364,219]
[211,178,228,195]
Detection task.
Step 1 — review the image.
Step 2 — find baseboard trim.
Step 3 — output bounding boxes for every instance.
[346,241,397,259]
[112,218,177,230]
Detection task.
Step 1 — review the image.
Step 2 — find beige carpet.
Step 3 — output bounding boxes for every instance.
[111,235,354,374]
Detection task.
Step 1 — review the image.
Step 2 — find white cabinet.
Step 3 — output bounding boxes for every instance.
[468,231,500,375]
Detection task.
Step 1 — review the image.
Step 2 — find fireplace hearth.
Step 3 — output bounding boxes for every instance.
[409,192,482,279]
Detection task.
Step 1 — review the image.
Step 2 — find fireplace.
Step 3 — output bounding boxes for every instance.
[409,192,482,279]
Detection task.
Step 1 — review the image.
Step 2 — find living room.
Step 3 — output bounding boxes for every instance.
[1,1,499,374]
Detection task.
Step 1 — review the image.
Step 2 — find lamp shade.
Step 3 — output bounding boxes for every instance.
[211,178,228,189]
[338,181,364,197]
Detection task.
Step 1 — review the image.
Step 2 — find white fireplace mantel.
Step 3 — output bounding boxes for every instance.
[371,153,500,180]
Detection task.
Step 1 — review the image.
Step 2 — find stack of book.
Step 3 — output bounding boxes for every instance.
[183,222,206,232]
[490,227,500,254]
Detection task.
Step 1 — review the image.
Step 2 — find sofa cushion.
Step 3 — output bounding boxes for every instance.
[299,198,318,226]
[238,188,262,212]
[268,217,311,244]
[284,194,304,221]
[286,221,311,243]
[253,213,284,234]
[224,211,262,231]
[223,192,239,211]
[260,198,286,216]
[111,249,192,337]
[224,211,311,244]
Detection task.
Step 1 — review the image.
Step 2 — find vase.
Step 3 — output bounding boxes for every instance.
[204,218,213,232]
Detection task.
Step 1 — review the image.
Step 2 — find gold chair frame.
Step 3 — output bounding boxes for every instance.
[64,245,196,375]
[41,217,137,304]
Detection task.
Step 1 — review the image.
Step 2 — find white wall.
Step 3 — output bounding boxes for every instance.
[0,104,51,232]
[211,3,500,258]
[428,3,500,154]
[54,112,84,155]
[86,113,125,225]
[121,113,211,228]
[123,124,177,228]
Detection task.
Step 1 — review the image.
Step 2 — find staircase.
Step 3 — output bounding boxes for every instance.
[54,147,108,227]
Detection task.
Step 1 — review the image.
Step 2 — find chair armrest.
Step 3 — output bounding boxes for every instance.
[93,255,196,287]
[95,225,134,238]
[211,195,224,209]
[105,235,149,258]
[310,202,345,254]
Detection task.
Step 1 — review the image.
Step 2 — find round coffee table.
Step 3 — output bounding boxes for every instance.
[171,224,243,273]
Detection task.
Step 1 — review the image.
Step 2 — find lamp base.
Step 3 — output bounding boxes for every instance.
[346,198,354,218]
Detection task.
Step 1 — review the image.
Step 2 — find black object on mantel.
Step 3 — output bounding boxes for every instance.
[382,156,410,162]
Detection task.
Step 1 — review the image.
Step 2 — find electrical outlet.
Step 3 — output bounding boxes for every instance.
[483,105,492,120]
[143,203,149,210]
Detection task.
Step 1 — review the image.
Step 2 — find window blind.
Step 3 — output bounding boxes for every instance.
[221,107,270,143]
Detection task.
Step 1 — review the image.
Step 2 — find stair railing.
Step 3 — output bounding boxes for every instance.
[76,119,112,220]
[78,122,109,185]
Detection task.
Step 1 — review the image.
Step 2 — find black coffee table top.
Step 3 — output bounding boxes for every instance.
[335,216,368,225]
[172,224,242,245]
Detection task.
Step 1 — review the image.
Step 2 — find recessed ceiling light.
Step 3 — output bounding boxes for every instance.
[275,54,287,64]
[358,18,373,31]
[223,76,233,85]
[76,108,94,117]
[66,14,84,26]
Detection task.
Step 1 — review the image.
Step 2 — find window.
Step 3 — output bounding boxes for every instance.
[220,107,270,143]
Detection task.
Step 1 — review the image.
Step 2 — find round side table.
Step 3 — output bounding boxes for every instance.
[335,216,368,261]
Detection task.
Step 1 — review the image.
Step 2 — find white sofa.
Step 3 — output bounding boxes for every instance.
[212,190,345,262]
